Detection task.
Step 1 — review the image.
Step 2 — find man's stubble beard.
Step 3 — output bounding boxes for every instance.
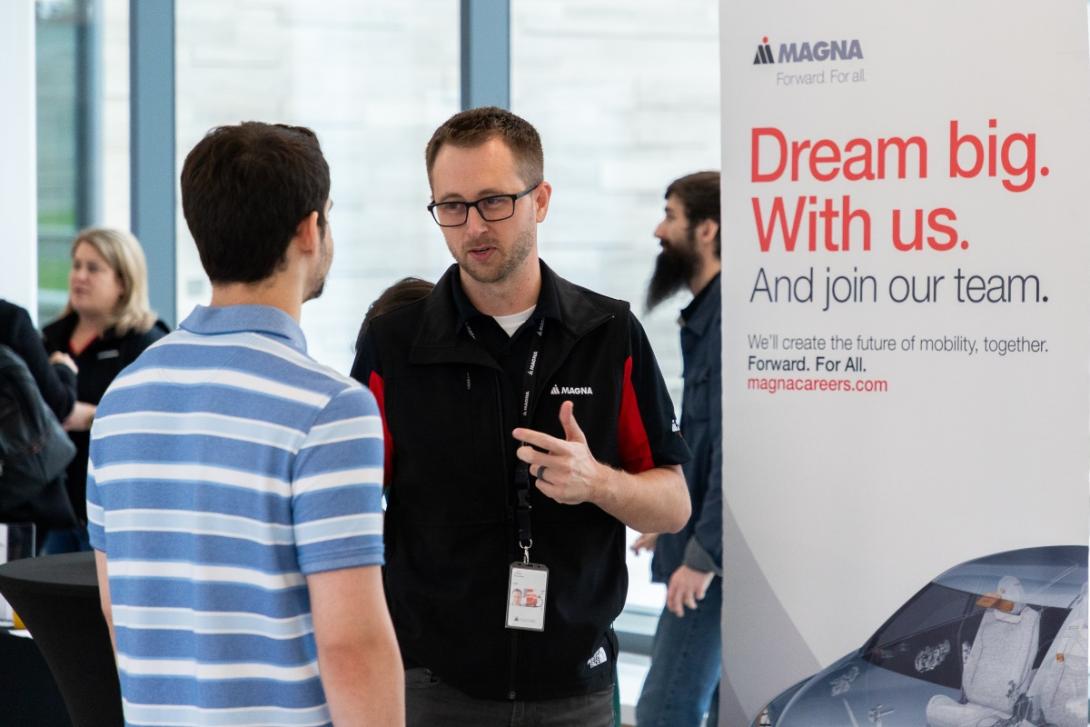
[305,236,332,302]
[457,227,536,286]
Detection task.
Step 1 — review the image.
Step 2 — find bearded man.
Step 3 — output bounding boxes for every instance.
[634,170,723,727]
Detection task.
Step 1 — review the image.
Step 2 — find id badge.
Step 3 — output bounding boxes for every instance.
[506,562,549,631]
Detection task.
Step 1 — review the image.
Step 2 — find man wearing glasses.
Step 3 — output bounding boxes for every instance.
[351,107,692,725]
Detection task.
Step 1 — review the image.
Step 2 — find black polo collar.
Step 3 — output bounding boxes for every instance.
[448,260,564,332]
[410,260,614,366]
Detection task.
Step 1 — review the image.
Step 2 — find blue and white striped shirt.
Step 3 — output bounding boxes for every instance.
[87,304,384,727]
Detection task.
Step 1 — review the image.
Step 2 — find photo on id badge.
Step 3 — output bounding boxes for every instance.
[506,562,548,631]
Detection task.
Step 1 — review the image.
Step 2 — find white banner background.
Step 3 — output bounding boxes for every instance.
[719,2,1090,723]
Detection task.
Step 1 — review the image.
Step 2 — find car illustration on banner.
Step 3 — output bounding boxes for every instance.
[752,546,1088,727]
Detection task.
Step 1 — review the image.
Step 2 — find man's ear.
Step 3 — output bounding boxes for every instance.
[293,210,321,254]
[533,181,553,223]
[695,218,719,250]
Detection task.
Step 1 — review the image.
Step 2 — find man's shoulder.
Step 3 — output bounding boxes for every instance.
[549,267,627,308]
[362,293,443,368]
[112,327,364,406]
[41,312,76,347]
[546,269,631,337]
[0,299,27,329]
[126,318,171,346]
[0,301,34,348]
[368,294,432,338]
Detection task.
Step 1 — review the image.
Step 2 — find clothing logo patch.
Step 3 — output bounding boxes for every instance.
[550,385,594,396]
[587,647,607,669]
[671,418,681,432]
[96,349,121,360]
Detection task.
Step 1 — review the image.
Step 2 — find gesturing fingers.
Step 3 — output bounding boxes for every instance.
[558,401,588,444]
[516,445,565,473]
[512,401,602,508]
[513,426,570,453]
[513,400,586,449]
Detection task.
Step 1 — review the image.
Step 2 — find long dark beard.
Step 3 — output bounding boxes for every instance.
[645,241,698,311]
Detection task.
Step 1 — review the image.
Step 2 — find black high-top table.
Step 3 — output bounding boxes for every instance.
[0,552,122,726]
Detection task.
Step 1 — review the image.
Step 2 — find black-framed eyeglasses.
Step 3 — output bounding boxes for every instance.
[427,183,540,227]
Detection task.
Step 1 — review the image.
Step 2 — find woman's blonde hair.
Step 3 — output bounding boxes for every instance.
[63,227,157,336]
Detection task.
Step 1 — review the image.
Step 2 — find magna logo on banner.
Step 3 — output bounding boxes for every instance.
[753,36,864,65]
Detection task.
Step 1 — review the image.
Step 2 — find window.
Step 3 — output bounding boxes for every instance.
[36,0,129,324]
[511,0,721,612]
[174,0,460,373]
[864,582,977,689]
[36,0,89,321]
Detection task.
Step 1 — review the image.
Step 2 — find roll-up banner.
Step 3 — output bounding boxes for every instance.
[719,3,1090,726]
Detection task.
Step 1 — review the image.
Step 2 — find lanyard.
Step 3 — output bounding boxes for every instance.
[465,316,546,562]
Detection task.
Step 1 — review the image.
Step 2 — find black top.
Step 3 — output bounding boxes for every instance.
[352,261,690,701]
[0,299,76,421]
[651,273,723,581]
[42,312,169,522]
[446,270,568,474]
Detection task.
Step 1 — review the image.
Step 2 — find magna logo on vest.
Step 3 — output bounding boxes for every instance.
[753,36,863,65]
[550,384,594,396]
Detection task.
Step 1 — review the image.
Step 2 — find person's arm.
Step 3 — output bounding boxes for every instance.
[663,435,722,616]
[514,401,690,534]
[64,401,97,431]
[3,304,77,420]
[308,566,404,727]
[514,312,692,533]
[684,430,722,574]
[350,329,393,487]
[293,384,399,724]
[598,461,689,534]
[630,532,658,554]
[93,549,118,656]
[65,324,164,432]
[668,314,724,616]
[690,311,724,565]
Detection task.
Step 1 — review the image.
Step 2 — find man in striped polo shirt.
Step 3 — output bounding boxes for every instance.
[87,122,404,727]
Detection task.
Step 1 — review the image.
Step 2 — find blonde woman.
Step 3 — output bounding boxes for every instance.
[42,228,169,551]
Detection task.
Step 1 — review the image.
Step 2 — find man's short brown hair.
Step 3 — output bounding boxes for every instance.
[425,107,544,187]
[180,122,330,284]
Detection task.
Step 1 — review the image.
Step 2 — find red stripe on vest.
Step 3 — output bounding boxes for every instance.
[368,371,394,486]
[617,355,654,473]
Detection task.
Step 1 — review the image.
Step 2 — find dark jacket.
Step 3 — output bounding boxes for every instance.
[42,312,169,521]
[0,300,76,421]
[651,274,722,580]
[352,262,689,701]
